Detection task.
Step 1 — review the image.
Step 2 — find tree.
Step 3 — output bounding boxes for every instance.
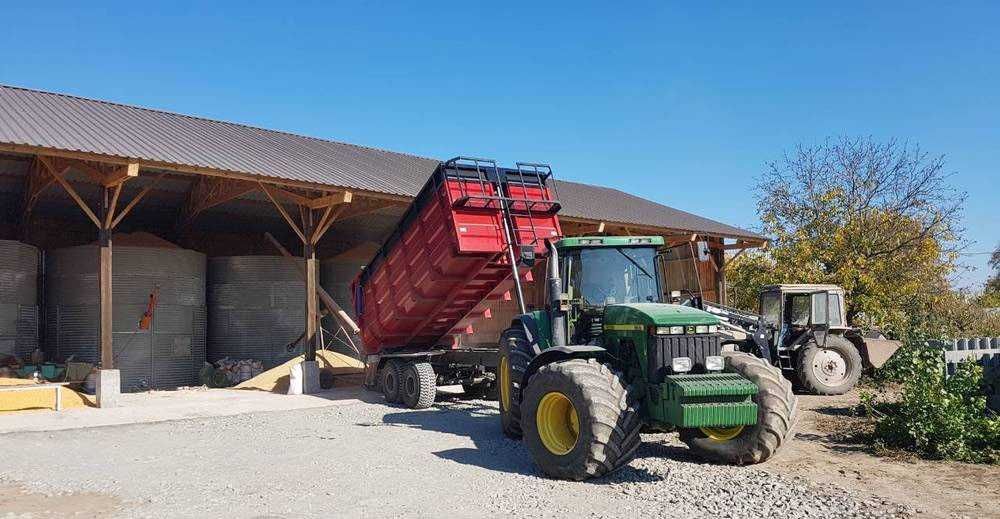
[979,243,1000,308]
[728,137,968,339]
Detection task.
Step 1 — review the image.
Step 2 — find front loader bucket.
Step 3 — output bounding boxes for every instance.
[862,338,902,369]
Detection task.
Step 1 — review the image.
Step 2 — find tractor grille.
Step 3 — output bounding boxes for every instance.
[648,334,723,383]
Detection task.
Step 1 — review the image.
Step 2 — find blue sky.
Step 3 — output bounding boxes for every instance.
[2,2,996,287]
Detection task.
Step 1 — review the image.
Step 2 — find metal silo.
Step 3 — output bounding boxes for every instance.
[207,256,306,369]
[320,258,365,356]
[0,240,39,361]
[45,245,206,391]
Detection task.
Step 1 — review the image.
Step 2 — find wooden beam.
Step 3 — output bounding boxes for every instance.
[104,162,140,187]
[306,190,352,209]
[176,176,256,230]
[109,172,167,229]
[38,155,102,228]
[267,185,315,207]
[105,182,123,229]
[21,158,56,220]
[259,182,307,244]
[312,205,346,244]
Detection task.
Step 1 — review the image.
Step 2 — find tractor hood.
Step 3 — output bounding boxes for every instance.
[603,303,720,328]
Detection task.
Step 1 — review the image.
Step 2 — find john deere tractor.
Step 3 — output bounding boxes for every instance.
[498,236,797,480]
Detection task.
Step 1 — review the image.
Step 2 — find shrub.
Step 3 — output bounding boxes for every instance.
[860,341,1000,464]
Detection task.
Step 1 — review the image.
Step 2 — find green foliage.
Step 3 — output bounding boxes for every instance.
[860,341,1000,464]
[726,136,985,340]
[978,243,1000,308]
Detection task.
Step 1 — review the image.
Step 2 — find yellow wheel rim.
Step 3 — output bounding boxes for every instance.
[499,356,511,412]
[535,391,580,455]
[700,425,745,442]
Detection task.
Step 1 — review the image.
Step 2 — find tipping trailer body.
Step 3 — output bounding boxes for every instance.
[352,159,561,355]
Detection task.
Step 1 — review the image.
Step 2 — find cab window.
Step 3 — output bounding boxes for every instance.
[760,292,780,325]
[786,294,811,326]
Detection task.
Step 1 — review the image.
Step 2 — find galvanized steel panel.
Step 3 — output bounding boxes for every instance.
[207,256,307,369]
[0,241,39,360]
[45,245,206,391]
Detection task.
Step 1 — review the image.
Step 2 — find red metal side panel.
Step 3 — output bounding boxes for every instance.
[354,176,561,354]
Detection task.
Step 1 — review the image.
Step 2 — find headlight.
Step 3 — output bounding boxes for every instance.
[695,325,709,334]
[671,357,692,373]
[670,326,684,335]
[655,326,670,335]
[705,355,725,371]
[708,325,718,333]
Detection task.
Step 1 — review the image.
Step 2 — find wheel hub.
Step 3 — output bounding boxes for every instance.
[499,356,511,412]
[535,391,580,455]
[812,348,848,385]
[699,425,745,442]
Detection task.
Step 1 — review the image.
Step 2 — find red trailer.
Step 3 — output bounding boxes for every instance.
[353,158,561,408]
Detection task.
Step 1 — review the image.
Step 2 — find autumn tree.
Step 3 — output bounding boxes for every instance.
[727,137,967,338]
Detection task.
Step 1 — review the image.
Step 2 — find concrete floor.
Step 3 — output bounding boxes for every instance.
[0,386,360,434]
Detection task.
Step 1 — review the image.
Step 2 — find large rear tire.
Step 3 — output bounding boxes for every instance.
[521,358,641,480]
[380,360,402,403]
[498,326,533,438]
[400,361,436,409]
[796,335,863,395]
[681,352,797,465]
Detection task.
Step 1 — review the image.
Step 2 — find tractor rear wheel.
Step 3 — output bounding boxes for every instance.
[498,326,533,438]
[400,361,436,409]
[680,352,797,465]
[796,335,862,395]
[521,358,641,480]
[380,360,402,403]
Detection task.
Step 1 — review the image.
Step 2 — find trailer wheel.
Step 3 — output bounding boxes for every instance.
[381,360,403,403]
[796,335,863,395]
[499,326,533,438]
[680,352,797,465]
[400,361,436,409]
[521,358,641,480]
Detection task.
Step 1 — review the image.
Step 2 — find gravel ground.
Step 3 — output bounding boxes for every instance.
[0,390,914,519]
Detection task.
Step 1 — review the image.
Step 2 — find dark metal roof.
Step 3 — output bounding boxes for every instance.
[0,84,763,241]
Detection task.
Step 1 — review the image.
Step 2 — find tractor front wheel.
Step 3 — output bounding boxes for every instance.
[521,358,641,480]
[680,352,797,465]
[498,326,533,438]
[796,335,863,395]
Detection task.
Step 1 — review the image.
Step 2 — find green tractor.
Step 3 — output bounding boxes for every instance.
[498,236,797,480]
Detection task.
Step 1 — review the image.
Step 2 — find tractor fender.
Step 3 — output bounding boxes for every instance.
[522,345,607,393]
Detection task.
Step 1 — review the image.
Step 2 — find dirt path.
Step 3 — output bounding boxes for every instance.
[765,391,1000,519]
[0,481,121,518]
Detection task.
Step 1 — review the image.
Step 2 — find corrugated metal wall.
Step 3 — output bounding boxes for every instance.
[320,259,364,356]
[0,240,39,360]
[207,256,305,368]
[44,245,206,391]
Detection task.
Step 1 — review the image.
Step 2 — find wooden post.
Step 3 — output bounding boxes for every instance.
[98,187,114,369]
[303,210,319,362]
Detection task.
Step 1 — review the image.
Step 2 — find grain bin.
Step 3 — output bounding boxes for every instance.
[320,257,366,356]
[44,237,206,391]
[207,256,306,369]
[0,240,39,361]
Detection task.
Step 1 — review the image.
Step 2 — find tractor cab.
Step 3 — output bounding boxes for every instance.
[759,284,847,362]
[554,236,663,344]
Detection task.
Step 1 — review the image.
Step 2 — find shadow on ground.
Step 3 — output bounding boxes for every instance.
[375,394,664,483]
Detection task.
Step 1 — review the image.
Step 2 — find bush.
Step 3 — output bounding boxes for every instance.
[860,342,1000,464]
